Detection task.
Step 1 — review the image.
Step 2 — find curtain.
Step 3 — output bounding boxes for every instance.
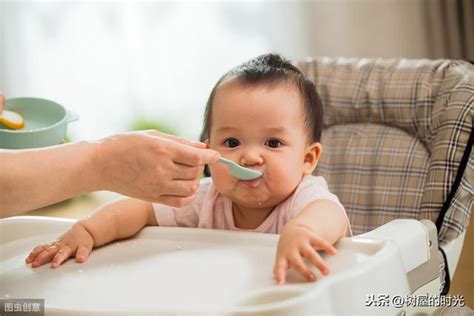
[426,0,474,60]
[0,2,310,141]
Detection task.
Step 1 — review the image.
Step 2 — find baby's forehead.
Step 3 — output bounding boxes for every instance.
[213,80,303,109]
[210,82,307,130]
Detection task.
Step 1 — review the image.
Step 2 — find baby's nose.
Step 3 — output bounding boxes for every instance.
[240,150,264,167]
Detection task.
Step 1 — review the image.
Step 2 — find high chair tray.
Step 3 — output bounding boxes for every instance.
[0,216,415,315]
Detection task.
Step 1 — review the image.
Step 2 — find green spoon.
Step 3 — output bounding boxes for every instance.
[218,157,262,180]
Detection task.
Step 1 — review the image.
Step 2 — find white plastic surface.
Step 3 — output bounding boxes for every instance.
[441,230,466,278]
[357,219,430,273]
[0,216,415,315]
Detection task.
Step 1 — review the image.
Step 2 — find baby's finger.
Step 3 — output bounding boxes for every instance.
[309,235,337,255]
[302,245,330,276]
[290,254,315,282]
[31,244,59,268]
[51,245,73,268]
[26,244,49,263]
[75,244,92,263]
[273,258,288,285]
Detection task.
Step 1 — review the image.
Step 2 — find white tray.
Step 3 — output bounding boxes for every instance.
[0,216,411,315]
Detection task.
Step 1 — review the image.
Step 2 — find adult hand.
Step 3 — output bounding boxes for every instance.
[94,130,220,207]
[0,129,220,218]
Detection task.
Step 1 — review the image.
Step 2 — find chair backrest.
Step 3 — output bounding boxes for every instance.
[296,57,473,245]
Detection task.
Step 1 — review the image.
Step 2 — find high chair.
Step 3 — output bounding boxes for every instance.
[297,56,473,310]
[0,57,472,315]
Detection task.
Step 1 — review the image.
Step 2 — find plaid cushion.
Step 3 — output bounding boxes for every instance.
[296,57,473,245]
[317,123,429,235]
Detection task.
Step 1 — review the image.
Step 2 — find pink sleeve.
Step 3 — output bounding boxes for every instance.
[152,178,211,228]
[289,176,352,236]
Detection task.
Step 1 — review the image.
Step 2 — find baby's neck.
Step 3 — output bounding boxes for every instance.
[232,203,275,230]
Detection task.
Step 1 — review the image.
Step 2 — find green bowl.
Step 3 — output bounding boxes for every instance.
[0,97,79,149]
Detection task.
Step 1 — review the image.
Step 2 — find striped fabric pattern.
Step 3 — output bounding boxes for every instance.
[296,57,473,246]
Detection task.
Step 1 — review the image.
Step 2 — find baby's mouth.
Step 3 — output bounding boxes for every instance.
[240,176,262,188]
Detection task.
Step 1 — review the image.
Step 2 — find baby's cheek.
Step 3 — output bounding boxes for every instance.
[209,164,233,188]
[267,165,302,197]
[209,163,227,178]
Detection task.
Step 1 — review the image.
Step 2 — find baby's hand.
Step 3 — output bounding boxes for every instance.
[273,224,337,285]
[25,222,94,268]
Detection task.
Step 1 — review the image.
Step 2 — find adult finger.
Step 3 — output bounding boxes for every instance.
[51,245,73,268]
[168,141,220,166]
[163,179,199,197]
[290,254,315,282]
[26,244,49,263]
[302,245,329,276]
[158,194,196,208]
[273,258,289,285]
[146,130,207,148]
[31,244,59,268]
[171,163,203,180]
[75,244,92,263]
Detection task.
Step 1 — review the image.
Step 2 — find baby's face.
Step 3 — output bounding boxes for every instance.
[208,82,320,209]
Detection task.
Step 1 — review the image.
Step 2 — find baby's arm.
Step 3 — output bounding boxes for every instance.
[25,198,157,268]
[273,200,347,285]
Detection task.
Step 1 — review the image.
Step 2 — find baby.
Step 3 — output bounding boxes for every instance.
[26,54,351,285]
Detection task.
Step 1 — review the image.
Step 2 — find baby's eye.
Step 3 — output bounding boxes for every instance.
[224,137,241,148]
[265,138,283,148]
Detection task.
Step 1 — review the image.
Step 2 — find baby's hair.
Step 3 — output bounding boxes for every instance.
[200,53,324,144]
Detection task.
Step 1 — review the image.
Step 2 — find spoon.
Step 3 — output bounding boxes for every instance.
[0,110,25,130]
[218,157,262,180]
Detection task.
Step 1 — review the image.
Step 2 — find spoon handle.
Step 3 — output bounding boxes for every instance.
[217,157,262,180]
[218,157,234,166]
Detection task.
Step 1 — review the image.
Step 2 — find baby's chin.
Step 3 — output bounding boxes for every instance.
[230,193,285,209]
[215,179,295,208]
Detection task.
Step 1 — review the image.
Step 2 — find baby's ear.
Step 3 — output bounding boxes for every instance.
[303,142,322,175]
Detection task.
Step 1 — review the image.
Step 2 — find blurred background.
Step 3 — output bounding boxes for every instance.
[1,0,472,307]
[1,0,473,141]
